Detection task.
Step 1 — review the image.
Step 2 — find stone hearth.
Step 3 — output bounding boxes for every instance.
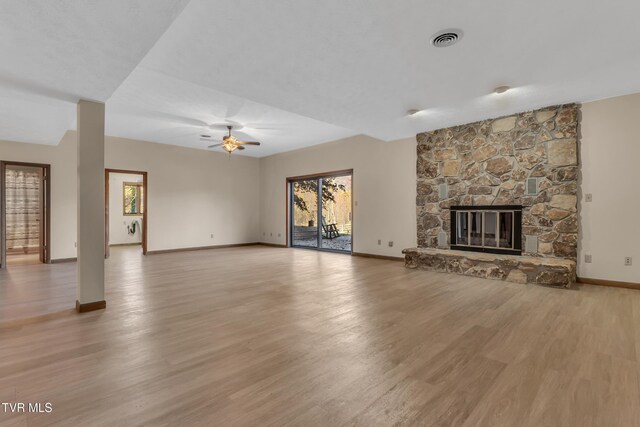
[407,104,579,287]
[403,248,576,288]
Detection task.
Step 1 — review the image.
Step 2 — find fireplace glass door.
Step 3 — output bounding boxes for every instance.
[456,212,469,245]
[450,206,522,255]
[499,212,514,248]
[484,212,498,247]
[469,212,483,246]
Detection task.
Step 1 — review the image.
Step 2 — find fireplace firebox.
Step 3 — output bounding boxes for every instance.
[450,205,522,255]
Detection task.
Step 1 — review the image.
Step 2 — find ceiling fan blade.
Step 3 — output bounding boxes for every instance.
[236,145,246,150]
[236,141,261,146]
[207,143,223,148]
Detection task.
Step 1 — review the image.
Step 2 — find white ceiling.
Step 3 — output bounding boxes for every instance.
[0,0,190,144]
[105,68,354,157]
[3,0,640,156]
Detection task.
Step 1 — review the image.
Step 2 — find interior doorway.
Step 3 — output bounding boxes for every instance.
[105,169,147,257]
[288,170,353,253]
[0,161,51,268]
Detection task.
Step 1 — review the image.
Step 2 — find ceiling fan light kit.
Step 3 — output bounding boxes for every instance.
[203,125,261,156]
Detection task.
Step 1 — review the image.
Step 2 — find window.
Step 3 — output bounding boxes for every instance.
[123,182,144,215]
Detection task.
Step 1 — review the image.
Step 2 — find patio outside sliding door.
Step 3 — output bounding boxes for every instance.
[289,172,352,253]
[320,175,351,251]
[291,179,319,248]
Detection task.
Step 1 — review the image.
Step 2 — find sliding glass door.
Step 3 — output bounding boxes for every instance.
[289,172,352,253]
[291,179,319,248]
[320,175,352,251]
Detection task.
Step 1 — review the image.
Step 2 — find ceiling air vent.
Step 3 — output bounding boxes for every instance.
[430,29,463,48]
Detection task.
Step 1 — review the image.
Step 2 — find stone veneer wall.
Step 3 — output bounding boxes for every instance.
[416,104,579,261]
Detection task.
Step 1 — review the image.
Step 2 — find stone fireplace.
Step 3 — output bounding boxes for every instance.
[403,104,578,287]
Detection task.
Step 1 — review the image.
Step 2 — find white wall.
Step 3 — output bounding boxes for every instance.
[0,131,261,259]
[104,134,260,252]
[259,135,417,257]
[579,93,640,283]
[108,173,143,245]
[0,135,77,259]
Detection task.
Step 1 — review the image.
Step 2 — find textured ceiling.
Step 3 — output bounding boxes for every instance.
[140,0,640,143]
[3,0,640,155]
[0,0,190,144]
[106,68,354,157]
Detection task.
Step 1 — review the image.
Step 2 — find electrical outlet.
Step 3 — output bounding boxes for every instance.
[625,257,632,266]
[270,233,273,237]
[388,241,394,247]
[210,233,214,239]
[74,242,77,248]
[585,193,593,202]
[377,239,381,245]
[585,254,592,263]
[277,233,281,237]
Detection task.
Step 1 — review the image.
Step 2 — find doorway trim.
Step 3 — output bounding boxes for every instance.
[105,169,148,257]
[286,169,353,253]
[0,160,51,269]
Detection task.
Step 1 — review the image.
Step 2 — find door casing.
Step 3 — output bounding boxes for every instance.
[104,169,148,257]
[0,161,51,268]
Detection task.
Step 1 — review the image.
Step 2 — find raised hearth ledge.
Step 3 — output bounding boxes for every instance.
[402,248,576,288]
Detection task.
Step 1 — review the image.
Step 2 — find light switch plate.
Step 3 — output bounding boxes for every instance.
[585,193,593,202]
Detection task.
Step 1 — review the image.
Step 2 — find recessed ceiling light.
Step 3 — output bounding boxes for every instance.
[407,109,421,116]
[494,85,511,94]
[430,29,463,48]
[200,134,211,138]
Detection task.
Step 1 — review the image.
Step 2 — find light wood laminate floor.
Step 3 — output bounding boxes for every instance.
[6,253,41,267]
[1,246,639,426]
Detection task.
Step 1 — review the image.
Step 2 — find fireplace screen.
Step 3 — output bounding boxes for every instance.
[450,206,522,255]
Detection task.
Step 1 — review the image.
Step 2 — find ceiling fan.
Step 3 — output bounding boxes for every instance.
[201,125,261,155]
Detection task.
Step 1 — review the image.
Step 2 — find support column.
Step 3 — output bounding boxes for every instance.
[76,100,106,312]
